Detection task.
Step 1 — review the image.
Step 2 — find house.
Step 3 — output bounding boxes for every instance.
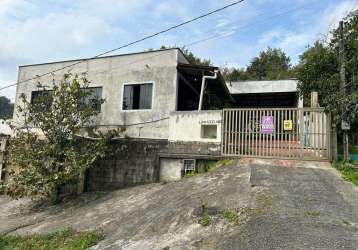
[13,48,233,190]
[12,48,331,192]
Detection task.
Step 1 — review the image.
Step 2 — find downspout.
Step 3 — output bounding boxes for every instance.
[198,70,218,110]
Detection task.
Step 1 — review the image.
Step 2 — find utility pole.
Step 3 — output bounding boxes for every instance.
[339,20,349,161]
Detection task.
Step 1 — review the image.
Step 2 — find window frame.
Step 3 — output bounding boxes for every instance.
[78,86,103,112]
[30,86,103,113]
[201,124,218,139]
[121,81,155,112]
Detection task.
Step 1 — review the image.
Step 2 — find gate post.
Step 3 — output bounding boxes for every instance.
[330,115,338,161]
[0,138,8,181]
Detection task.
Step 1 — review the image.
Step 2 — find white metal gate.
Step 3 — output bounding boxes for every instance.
[222,108,331,160]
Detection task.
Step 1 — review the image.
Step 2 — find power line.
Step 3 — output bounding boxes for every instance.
[37,1,319,79]
[0,0,245,92]
[185,2,319,48]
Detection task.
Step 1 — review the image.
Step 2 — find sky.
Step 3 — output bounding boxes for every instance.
[0,0,357,101]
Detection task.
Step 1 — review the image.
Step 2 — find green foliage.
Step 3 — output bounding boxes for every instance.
[198,203,212,226]
[223,209,240,224]
[222,47,295,81]
[333,161,358,186]
[3,73,109,202]
[304,210,321,217]
[0,228,104,250]
[296,42,340,107]
[160,45,211,66]
[0,96,14,120]
[246,47,292,80]
[296,10,358,126]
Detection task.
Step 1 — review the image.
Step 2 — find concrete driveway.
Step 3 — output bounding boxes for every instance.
[1,158,358,249]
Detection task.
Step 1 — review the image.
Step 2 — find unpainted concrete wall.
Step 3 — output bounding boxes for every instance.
[14,49,186,139]
[168,111,222,143]
[159,158,182,182]
[86,139,168,191]
[86,138,222,191]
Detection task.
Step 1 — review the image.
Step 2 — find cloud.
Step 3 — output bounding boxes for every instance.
[0,0,357,101]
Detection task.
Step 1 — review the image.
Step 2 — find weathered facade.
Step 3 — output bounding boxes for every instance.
[13,48,232,189]
[12,48,331,192]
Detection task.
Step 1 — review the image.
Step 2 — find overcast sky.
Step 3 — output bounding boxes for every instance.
[0,0,357,100]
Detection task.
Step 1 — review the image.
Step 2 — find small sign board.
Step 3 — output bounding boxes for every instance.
[283,120,293,131]
[341,120,350,130]
[261,116,275,134]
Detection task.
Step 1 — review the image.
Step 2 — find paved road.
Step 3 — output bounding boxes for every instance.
[1,159,358,249]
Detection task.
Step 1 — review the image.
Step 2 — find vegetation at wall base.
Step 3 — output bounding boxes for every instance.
[333,161,358,186]
[1,73,116,203]
[0,228,104,250]
[198,203,212,227]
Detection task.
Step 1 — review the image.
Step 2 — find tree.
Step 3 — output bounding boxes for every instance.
[222,47,295,81]
[296,42,339,107]
[296,10,358,125]
[221,67,249,81]
[3,73,108,202]
[246,47,292,80]
[0,96,14,119]
[160,45,211,66]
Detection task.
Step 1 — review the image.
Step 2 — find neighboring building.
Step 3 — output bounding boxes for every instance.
[227,80,303,108]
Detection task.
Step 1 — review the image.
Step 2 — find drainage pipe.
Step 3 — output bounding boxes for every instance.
[198,70,218,110]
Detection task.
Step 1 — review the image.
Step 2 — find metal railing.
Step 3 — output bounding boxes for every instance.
[222,108,331,160]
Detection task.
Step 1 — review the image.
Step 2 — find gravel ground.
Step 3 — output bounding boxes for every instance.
[0,158,357,249]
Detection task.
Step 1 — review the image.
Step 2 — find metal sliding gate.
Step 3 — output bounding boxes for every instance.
[222,108,331,160]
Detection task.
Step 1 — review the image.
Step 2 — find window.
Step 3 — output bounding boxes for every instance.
[123,83,153,110]
[201,124,217,139]
[30,90,53,112]
[183,159,196,175]
[31,90,52,104]
[31,87,103,112]
[80,87,103,112]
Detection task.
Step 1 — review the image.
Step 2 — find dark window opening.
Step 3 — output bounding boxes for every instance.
[30,90,53,113]
[123,83,153,110]
[177,77,199,111]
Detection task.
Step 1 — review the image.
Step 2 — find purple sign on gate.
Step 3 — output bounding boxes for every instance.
[261,116,275,134]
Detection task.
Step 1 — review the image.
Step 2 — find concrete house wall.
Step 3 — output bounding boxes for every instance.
[168,111,222,143]
[13,48,189,139]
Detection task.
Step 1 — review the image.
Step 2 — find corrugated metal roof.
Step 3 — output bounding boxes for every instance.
[226,79,298,94]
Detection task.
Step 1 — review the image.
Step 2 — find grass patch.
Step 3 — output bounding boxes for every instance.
[223,209,240,224]
[333,161,358,186]
[0,228,104,250]
[256,194,273,208]
[198,203,212,227]
[304,210,320,217]
[185,159,233,178]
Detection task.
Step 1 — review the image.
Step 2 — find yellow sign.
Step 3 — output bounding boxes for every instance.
[283,120,293,131]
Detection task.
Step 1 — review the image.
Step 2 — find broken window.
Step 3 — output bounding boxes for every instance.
[123,83,153,110]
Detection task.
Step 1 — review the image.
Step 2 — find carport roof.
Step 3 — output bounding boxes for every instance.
[227,79,298,94]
